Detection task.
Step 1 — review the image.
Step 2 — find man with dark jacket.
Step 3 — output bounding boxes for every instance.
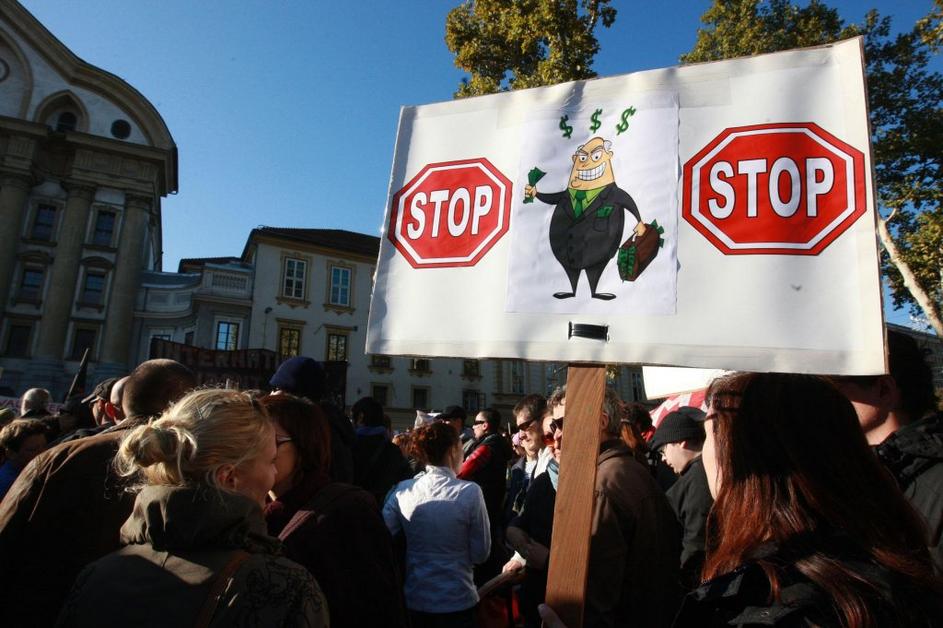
[552,385,681,628]
[270,356,356,483]
[459,407,512,583]
[649,406,713,589]
[0,359,196,628]
[830,330,943,571]
[351,396,412,505]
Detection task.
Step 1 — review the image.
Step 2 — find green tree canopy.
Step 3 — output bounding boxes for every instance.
[445,0,617,98]
[683,0,943,334]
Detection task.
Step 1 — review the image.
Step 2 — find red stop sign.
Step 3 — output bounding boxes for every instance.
[388,158,511,268]
[682,123,866,255]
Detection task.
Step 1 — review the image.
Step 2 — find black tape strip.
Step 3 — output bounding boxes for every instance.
[568,322,608,341]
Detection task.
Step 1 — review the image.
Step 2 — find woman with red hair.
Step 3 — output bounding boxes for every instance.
[674,372,943,627]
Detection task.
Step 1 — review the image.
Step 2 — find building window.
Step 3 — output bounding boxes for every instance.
[410,358,431,373]
[31,204,56,241]
[56,111,77,132]
[545,362,565,395]
[283,258,306,299]
[279,327,301,359]
[371,354,392,368]
[184,331,194,345]
[462,389,485,414]
[70,328,96,360]
[630,372,644,401]
[509,360,525,394]
[372,384,390,407]
[18,268,44,302]
[110,119,131,139]
[462,359,480,378]
[412,386,429,410]
[215,321,239,351]
[81,271,106,306]
[91,210,116,246]
[329,265,351,307]
[4,324,31,357]
[326,332,348,362]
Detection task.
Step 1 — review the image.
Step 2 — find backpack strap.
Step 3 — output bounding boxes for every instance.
[193,549,251,628]
[278,482,361,541]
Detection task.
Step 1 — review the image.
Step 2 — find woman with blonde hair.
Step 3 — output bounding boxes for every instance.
[56,388,328,628]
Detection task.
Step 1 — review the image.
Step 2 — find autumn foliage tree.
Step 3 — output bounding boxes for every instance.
[445,0,617,98]
[683,0,943,335]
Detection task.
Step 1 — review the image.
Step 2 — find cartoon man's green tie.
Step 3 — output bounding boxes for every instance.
[573,190,586,218]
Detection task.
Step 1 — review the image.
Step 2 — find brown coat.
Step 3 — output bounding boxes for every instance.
[585,440,682,628]
[0,426,135,628]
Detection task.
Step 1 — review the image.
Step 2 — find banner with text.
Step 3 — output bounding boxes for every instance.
[368,39,885,375]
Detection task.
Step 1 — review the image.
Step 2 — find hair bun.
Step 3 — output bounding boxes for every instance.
[125,424,184,468]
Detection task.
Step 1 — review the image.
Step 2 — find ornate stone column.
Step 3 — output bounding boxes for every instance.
[0,173,32,310]
[100,193,151,365]
[34,184,95,358]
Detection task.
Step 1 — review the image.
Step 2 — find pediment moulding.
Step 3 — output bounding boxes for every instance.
[0,4,178,194]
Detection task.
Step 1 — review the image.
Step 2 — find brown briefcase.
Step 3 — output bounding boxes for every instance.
[617,220,665,282]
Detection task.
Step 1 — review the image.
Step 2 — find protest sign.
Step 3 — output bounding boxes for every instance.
[368,38,883,375]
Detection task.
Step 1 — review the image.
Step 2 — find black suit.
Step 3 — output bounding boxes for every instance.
[537,183,641,295]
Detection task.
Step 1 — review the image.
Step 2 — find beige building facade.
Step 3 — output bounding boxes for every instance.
[133,226,648,431]
[0,2,176,397]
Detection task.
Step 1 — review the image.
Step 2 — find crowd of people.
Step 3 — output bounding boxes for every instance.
[0,329,941,627]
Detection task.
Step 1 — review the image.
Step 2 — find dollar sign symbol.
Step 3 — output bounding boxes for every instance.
[590,109,602,132]
[616,106,636,135]
[559,115,573,139]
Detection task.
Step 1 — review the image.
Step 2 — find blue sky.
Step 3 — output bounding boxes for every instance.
[20,0,938,329]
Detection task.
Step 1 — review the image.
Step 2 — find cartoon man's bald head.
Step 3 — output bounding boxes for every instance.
[569,137,615,190]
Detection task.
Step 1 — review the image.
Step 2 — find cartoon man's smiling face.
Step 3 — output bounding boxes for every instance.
[569,137,615,190]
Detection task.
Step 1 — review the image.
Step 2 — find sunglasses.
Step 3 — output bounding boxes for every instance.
[513,416,538,433]
[473,420,488,426]
[549,417,564,433]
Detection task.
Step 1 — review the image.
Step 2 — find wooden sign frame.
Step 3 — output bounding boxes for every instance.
[544,364,606,628]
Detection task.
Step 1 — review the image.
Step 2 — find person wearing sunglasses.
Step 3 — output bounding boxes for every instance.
[504,395,551,529]
[459,407,513,584]
[549,385,681,628]
[505,402,560,628]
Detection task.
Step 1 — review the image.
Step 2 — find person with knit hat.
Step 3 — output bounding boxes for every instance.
[650,406,713,589]
[270,356,355,483]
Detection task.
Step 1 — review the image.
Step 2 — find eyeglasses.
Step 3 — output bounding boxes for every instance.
[549,417,564,433]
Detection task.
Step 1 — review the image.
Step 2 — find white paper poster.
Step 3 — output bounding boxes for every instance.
[507,92,679,315]
[368,39,886,375]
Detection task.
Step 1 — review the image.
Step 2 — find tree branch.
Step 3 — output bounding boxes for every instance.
[877,217,943,336]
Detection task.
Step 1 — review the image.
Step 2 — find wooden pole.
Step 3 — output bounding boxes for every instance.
[544,364,607,628]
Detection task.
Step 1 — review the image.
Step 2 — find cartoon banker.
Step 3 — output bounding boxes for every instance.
[524,136,647,300]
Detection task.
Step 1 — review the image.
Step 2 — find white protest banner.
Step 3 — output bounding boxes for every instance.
[642,366,730,400]
[368,39,885,375]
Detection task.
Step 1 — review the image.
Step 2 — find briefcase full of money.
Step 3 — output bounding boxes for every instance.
[617,220,664,282]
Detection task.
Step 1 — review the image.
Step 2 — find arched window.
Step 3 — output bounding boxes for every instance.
[55,111,77,132]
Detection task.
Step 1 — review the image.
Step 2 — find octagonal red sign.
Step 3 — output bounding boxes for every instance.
[388,158,512,268]
[682,122,867,255]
